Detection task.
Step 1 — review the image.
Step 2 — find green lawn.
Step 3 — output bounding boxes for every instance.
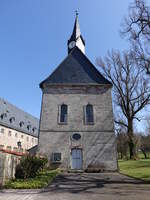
[118,159,150,181]
[5,169,59,189]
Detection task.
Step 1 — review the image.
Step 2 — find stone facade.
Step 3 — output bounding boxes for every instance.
[38,85,117,171]
[0,124,38,153]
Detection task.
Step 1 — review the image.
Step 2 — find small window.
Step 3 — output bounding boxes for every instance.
[0,145,4,149]
[1,128,5,134]
[27,124,31,131]
[15,132,18,137]
[13,147,18,151]
[9,117,15,123]
[52,153,61,163]
[84,104,94,124]
[8,130,11,136]
[21,135,24,139]
[1,113,7,120]
[26,136,29,141]
[7,146,11,150]
[32,127,36,133]
[19,121,24,127]
[59,104,68,124]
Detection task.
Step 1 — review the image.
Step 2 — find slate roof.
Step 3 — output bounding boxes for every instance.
[0,98,39,137]
[40,47,111,88]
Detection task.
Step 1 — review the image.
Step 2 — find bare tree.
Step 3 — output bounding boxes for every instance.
[121,0,150,73]
[117,129,129,159]
[140,134,150,158]
[97,50,150,159]
[139,119,150,158]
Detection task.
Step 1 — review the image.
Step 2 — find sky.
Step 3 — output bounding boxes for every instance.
[0,0,139,120]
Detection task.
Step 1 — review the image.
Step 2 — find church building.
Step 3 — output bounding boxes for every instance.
[38,14,117,171]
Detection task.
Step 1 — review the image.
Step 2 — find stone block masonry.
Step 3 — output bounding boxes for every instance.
[38,86,118,171]
[0,151,20,186]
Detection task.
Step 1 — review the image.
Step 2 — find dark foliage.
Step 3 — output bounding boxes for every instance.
[15,155,47,179]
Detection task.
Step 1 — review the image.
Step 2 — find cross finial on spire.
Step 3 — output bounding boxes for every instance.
[75,10,79,16]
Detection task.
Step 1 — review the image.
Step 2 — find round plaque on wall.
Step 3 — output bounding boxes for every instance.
[72,133,81,140]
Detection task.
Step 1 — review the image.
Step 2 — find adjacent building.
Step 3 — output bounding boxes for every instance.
[0,98,39,153]
[38,14,117,171]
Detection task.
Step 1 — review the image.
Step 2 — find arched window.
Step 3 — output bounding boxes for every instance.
[60,104,68,123]
[85,104,94,124]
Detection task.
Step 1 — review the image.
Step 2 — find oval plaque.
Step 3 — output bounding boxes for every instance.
[72,133,81,140]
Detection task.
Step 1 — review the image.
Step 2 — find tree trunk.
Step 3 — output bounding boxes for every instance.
[128,139,135,159]
[141,149,147,159]
[128,119,136,159]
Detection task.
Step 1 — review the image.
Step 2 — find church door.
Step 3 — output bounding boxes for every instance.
[71,148,82,169]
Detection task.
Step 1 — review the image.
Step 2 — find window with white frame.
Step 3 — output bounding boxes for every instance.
[8,130,11,136]
[1,128,5,134]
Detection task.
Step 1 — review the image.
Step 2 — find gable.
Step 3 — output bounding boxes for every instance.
[40,47,111,88]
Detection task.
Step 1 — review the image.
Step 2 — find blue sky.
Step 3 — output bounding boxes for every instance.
[0,0,135,119]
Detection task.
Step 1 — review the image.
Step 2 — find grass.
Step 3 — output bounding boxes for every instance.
[118,159,150,181]
[4,169,59,189]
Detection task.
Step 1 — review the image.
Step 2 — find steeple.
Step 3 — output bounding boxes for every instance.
[68,12,85,54]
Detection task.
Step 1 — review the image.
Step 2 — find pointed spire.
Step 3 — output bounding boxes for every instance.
[68,12,85,54]
[72,11,81,40]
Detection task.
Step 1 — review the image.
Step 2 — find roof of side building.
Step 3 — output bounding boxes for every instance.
[0,98,39,137]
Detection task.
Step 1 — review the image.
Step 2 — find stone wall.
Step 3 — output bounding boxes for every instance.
[0,152,20,186]
[38,85,117,171]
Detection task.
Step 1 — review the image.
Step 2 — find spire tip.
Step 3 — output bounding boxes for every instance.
[75,10,79,16]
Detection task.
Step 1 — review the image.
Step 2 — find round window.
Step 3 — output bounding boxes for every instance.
[72,133,81,140]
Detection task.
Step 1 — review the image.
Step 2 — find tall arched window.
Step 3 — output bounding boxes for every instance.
[85,104,94,124]
[60,104,68,123]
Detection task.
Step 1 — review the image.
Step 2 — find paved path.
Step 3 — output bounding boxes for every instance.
[1,173,150,200]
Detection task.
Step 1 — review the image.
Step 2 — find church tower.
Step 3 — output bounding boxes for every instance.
[38,14,117,171]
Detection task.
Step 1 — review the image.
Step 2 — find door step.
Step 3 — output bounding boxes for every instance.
[68,169,84,173]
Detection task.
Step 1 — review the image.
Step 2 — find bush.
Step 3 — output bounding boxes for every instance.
[15,155,47,179]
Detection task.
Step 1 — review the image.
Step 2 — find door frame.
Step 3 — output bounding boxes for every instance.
[71,148,83,170]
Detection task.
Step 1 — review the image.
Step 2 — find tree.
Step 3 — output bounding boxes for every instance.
[140,134,150,158]
[139,119,150,158]
[121,0,150,74]
[97,50,150,159]
[117,129,129,159]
